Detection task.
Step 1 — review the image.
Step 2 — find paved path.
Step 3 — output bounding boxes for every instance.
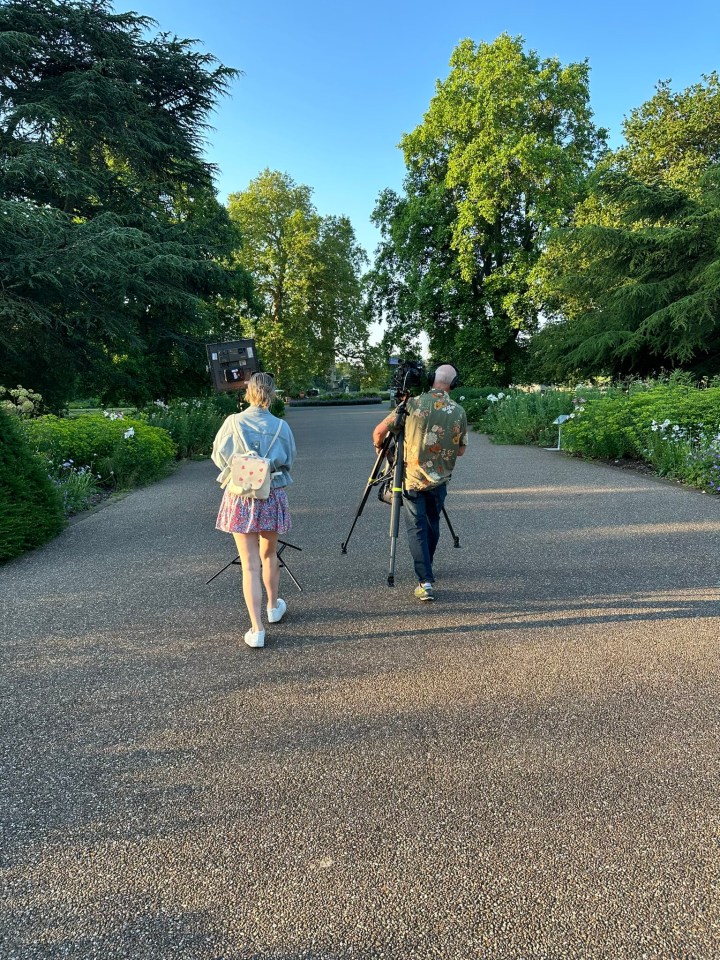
[2,406,720,959]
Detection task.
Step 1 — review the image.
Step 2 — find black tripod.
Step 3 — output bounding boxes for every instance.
[341,393,460,586]
[206,540,303,591]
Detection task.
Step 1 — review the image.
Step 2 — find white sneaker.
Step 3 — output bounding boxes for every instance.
[244,628,265,648]
[267,598,287,624]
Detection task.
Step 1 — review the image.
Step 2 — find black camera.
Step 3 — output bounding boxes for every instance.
[389,358,426,400]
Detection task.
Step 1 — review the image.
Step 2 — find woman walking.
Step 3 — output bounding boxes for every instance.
[211,373,296,648]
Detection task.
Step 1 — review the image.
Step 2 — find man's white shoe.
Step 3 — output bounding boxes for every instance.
[267,598,287,624]
[244,628,265,648]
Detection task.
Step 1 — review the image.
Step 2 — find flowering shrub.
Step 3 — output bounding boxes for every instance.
[562,386,720,460]
[141,397,229,459]
[22,415,176,489]
[50,461,102,516]
[0,385,45,418]
[643,420,720,490]
[483,389,575,445]
[141,394,286,458]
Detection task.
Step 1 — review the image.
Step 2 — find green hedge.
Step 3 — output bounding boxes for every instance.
[0,409,65,562]
[23,415,177,489]
[289,396,383,406]
[563,386,720,459]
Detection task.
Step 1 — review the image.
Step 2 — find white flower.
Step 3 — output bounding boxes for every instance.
[123,427,135,439]
[497,392,506,399]
[488,394,498,403]
[459,396,466,401]
[154,399,169,409]
[661,419,672,430]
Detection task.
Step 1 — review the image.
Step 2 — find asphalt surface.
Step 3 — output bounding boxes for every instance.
[2,405,720,960]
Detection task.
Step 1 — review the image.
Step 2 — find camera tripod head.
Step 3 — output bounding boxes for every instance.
[390,391,412,430]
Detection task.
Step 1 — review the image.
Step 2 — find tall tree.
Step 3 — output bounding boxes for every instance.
[0,0,247,406]
[371,34,606,384]
[532,74,720,380]
[227,169,368,390]
[310,215,368,364]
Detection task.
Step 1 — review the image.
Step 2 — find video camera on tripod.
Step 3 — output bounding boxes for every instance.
[389,357,426,402]
[341,355,460,586]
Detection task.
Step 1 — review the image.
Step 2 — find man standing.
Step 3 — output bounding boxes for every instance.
[372,364,467,601]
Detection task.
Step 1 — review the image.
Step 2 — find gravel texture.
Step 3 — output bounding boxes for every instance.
[1,406,720,959]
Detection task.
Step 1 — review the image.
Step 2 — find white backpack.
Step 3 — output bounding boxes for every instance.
[226,417,283,499]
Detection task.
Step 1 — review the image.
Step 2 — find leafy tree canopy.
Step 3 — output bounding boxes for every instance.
[370,34,606,385]
[532,74,720,381]
[227,169,369,392]
[0,0,249,406]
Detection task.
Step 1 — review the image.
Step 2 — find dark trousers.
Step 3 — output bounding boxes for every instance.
[403,484,447,583]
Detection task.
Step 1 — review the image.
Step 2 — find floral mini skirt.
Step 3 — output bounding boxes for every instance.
[216,486,292,535]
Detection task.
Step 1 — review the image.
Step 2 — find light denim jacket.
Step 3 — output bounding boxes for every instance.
[211,406,296,491]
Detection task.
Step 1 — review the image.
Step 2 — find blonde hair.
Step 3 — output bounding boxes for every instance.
[245,372,276,408]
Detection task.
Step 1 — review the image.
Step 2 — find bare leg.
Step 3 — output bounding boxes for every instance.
[259,531,280,610]
[232,533,263,632]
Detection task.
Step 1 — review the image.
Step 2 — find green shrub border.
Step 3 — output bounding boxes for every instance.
[288,396,383,407]
[0,408,66,562]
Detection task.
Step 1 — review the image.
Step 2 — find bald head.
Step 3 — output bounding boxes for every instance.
[432,364,457,390]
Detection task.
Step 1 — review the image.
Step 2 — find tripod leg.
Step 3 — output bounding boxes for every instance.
[442,506,460,548]
[276,541,303,592]
[205,555,242,585]
[387,426,405,586]
[341,434,392,553]
[277,554,303,592]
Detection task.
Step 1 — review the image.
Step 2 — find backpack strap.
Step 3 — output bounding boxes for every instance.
[231,414,247,456]
[264,420,284,459]
[232,415,283,460]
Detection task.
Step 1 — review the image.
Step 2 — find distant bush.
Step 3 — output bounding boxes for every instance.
[0,408,65,562]
[66,397,102,410]
[23,415,176,489]
[269,396,286,418]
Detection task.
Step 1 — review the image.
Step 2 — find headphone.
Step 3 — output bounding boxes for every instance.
[427,365,460,391]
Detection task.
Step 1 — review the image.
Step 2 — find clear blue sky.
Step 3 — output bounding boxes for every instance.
[117,0,719,259]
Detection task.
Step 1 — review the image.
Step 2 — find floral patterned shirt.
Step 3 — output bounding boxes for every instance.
[386,389,468,491]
